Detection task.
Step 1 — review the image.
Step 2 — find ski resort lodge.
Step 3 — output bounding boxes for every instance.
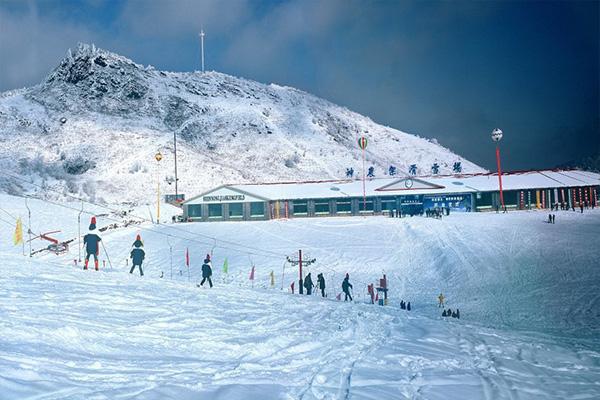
[181,170,600,222]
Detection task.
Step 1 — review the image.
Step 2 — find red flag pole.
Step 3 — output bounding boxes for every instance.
[496,145,505,210]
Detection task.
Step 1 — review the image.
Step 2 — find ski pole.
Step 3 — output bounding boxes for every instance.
[101,241,113,270]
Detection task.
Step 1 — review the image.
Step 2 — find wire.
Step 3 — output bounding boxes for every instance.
[3,171,286,258]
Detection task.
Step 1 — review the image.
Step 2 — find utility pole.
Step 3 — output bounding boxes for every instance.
[199,29,205,73]
[286,250,316,295]
[173,131,178,200]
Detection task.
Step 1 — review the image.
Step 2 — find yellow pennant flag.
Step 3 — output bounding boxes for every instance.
[13,217,23,246]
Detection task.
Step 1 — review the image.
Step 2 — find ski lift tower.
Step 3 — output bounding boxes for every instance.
[286,250,316,295]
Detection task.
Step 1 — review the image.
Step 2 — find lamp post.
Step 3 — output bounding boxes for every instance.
[155,151,163,223]
[358,136,368,211]
[491,128,505,211]
[173,132,179,201]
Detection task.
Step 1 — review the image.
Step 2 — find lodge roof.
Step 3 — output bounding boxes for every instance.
[183,169,600,204]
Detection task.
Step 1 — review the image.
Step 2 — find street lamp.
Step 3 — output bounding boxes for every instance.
[491,128,505,211]
[155,151,163,223]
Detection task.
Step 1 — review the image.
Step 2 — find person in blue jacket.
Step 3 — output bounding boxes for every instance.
[83,216,101,271]
[129,235,145,276]
[200,256,213,288]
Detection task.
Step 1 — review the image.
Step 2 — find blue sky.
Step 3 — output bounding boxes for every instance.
[0,0,598,170]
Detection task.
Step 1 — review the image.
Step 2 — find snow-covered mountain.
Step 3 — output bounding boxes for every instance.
[0,43,484,204]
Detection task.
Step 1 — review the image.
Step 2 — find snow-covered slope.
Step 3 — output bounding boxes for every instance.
[0,44,484,204]
[0,194,598,398]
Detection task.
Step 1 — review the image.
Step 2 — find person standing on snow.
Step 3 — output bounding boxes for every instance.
[129,235,145,276]
[83,216,102,271]
[200,256,213,288]
[317,273,326,297]
[304,272,314,295]
[342,273,353,301]
[438,292,445,307]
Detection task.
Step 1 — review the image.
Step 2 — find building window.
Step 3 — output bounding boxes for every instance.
[229,203,243,218]
[250,202,265,217]
[314,200,330,214]
[188,204,202,218]
[336,199,351,213]
[381,198,396,211]
[359,198,374,212]
[208,204,223,218]
[293,200,308,215]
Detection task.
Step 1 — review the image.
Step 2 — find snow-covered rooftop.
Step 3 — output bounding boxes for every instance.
[186,170,600,203]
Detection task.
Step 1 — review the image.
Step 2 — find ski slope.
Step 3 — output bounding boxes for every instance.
[0,194,599,399]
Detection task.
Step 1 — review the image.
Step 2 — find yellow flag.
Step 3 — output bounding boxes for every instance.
[13,218,23,245]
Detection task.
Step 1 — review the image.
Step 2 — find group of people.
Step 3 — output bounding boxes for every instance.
[302,272,353,301]
[425,207,448,219]
[552,201,595,212]
[400,300,411,311]
[438,292,460,318]
[81,217,147,275]
[547,214,556,224]
[442,308,460,318]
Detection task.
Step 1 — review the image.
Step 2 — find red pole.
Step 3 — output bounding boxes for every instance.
[362,148,366,211]
[496,145,505,209]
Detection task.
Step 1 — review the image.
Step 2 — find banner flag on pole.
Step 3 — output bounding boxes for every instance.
[290,281,295,294]
[249,265,255,281]
[185,248,190,267]
[336,293,341,301]
[269,270,275,287]
[222,258,228,274]
[13,218,23,246]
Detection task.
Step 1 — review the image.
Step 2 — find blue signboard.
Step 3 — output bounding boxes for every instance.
[423,194,470,212]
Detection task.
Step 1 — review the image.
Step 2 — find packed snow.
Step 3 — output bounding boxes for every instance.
[0,193,599,399]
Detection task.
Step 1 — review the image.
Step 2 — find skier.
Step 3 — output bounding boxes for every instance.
[129,237,145,276]
[400,300,405,310]
[303,272,314,295]
[438,292,445,307]
[317,273,326,297]
[83,216,101,271]
[548,214,552,224]
[456,309,460,319]
[407,302,411,311]
[451,310,457,318]
[442,310,447,317]
[342,273,353,301]
[552,214,556,224]
[200,256,213,288]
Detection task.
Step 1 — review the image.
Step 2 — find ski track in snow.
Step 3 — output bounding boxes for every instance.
[0,194,599,399]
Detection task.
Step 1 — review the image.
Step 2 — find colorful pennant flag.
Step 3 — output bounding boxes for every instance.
[249,265,255,281]
[269,270,275,287]
[222,258,228,274]
[290,281,295,294]
[185,248,190,267]
[13,218,23,246]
